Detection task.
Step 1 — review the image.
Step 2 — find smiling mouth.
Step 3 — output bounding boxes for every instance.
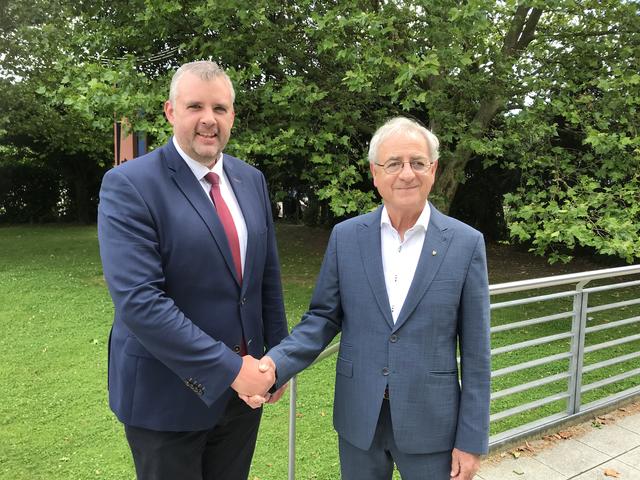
[197,132,218,139]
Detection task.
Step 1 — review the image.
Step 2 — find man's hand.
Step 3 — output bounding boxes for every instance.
[230,355,275,399]
[266,382,288,404]
[258,355,275,376]
[260,356,288,403]
[238,355,286,409]
[450,448,480,479]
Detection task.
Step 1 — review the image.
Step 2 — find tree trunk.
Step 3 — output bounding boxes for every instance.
[432,6,542,214]
[434,95,503,212]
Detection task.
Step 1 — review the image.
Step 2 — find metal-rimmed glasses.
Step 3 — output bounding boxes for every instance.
[373,159,433,175]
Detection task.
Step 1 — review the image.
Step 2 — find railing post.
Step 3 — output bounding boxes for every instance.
[285,343,339,480]
[288,375,298,480]
[567,281,589,414]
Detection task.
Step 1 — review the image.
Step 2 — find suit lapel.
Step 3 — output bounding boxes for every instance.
[357,207,395,329]
[393,205,452,332]
[164,141,241,286]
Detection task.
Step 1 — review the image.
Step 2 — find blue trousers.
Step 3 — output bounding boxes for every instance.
[339,399,451,480]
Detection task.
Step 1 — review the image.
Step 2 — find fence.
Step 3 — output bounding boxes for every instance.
[286,264,640,479]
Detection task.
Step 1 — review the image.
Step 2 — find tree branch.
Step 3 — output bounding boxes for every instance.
[517,8,543,50]
[502,5,530,56]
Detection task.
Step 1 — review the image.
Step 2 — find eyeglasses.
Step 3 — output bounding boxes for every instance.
[374,160,433,175]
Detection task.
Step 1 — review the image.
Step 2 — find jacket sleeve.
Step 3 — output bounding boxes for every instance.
[454,234,491,454]
[268,226,343,387]
[98,168,242,406]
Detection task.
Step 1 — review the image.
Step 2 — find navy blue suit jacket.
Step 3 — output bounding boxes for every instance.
[269,205,491,454]
[98,140,288,431]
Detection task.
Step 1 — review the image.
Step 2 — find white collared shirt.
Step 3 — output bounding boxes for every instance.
[173,137,248,273]
[380,203,430,323]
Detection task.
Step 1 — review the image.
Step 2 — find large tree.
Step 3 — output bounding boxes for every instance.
[501,1,640,262]
[1,0,638,261]
[0,2,114,222]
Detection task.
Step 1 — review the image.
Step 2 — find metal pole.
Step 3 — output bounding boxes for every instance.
[573,291,589,413]
[568,280,589,414]
[286,344,338,480]
[288,375,298,480]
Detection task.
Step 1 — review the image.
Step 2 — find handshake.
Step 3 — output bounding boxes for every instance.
[230,355,287,409]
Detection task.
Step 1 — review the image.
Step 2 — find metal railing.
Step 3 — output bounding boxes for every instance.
[286,265,640,479]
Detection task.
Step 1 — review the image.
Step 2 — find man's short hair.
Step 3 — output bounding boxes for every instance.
[169,61,236,105]
[368,117,440,164]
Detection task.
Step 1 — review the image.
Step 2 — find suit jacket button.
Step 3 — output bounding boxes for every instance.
[390,335,398,343]
[233,345,241,353]
[382,367,390,376]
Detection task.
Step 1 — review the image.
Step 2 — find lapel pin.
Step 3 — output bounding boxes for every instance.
[432,250,437,256]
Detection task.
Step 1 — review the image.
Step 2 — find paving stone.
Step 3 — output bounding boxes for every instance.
[532,439,609,477]
[617,412,640,435]
[618,446,640,470]
[478,456,566,480]
[576,423,640,456]
[570,458,640,479]
[480,411,640,479]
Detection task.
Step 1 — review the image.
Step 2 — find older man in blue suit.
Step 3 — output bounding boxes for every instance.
[246,117,490,479]
[98,61,288,480]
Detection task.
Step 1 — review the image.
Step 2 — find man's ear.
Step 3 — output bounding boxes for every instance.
[164,100,175,125]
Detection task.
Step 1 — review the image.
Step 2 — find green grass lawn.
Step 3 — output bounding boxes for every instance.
[0,224,637,479]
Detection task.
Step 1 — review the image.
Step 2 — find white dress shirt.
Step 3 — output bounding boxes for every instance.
[173,137,248,273]
[380,203,430,323]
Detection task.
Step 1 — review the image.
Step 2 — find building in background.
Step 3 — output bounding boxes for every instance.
[114,118,147,166]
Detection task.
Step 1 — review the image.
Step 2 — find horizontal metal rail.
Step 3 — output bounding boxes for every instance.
[587,297,640,313]
[581,368,640,393]
[490,392,570,422]
[491,372,570,400]
[583,278,640,294]
[491,332,573,356]
[489,265,640,295]
[491,311,573,333]
[492,352,572,378]
[585,315,640,333]
[583,333,640,354]
[491,290,577,310]
[582,351,640,373]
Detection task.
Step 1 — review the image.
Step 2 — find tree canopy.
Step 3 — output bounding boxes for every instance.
[1,0,639,262]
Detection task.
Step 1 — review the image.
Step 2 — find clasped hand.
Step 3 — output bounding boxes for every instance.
[231,355,287,409]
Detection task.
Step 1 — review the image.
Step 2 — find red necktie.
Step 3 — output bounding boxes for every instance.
[205,172,242,283]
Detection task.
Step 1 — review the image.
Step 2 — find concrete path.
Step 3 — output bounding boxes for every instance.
[478,404,640,479]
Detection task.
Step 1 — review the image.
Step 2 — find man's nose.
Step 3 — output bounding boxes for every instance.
[398,161,415,179]
[200,108,217,125]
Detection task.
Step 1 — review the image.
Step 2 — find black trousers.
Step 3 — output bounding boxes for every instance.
[124,395,262,480]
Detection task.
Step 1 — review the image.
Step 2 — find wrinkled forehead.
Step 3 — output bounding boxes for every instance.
[378,132,431,160]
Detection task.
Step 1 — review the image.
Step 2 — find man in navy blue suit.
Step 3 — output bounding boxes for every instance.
[98,61,288,480]
[246,117,491,479]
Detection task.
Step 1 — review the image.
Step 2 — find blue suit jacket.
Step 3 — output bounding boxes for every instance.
[98,140,288,431]
[268,205,490,454]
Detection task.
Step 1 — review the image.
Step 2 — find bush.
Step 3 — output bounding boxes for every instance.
[0,158,62,223]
